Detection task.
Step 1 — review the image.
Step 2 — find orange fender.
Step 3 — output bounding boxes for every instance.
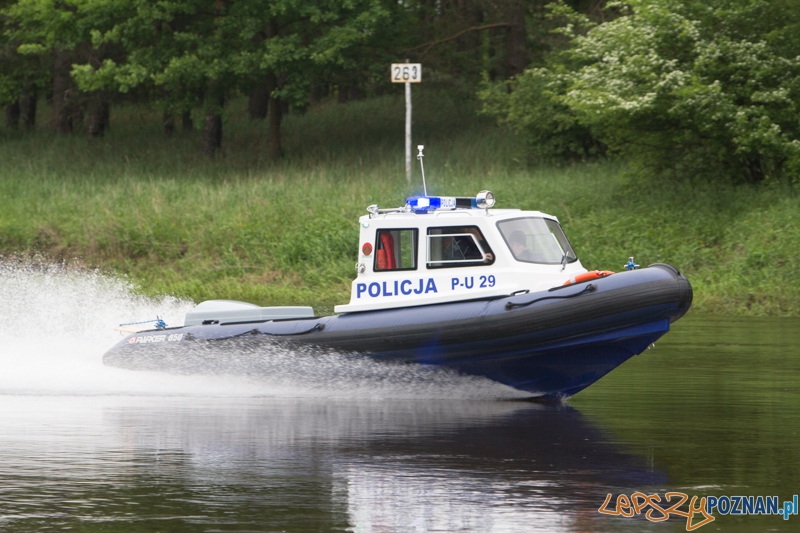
[563,270,615,286]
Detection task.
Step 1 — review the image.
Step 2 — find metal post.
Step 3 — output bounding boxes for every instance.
[417,145,427,196]
[405,67,412,185]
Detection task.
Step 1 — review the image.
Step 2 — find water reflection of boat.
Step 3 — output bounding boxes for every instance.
[105,153,692,398]
[99,398,665,532]
[0,395,666,532]
[335,403,667,533]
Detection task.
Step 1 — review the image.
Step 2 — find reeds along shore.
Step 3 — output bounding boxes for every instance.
[1,91,798,316]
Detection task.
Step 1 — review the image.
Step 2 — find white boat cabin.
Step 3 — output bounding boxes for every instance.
[334,191,589,313]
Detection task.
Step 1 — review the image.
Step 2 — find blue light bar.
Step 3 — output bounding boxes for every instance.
[405,196,457,213]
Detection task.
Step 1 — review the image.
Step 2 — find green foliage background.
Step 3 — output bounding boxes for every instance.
[1,0,799,316]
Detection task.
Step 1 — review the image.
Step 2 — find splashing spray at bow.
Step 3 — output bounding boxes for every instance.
[0,258,522,399]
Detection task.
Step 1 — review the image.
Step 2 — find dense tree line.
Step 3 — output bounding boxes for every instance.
[0,0,558,155]
[4,0,797,182]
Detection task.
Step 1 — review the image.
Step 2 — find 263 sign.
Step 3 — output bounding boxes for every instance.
[391,64,421,83]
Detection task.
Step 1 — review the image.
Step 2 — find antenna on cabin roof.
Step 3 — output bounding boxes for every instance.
[417,145,427,197]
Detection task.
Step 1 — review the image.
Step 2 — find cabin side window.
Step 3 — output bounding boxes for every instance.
[374,229,418,271]
[426,226,495,268]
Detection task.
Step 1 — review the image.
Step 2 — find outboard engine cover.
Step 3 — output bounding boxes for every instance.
[184,300,314,326]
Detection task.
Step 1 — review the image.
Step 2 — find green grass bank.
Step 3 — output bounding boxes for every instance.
[1,90,798,316]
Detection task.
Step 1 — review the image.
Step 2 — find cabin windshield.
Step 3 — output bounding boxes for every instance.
[497,217,577,265]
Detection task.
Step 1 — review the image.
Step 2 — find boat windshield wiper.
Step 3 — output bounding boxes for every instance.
[549,233,569,271]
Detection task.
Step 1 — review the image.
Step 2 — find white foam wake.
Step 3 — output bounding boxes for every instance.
[0,259,525,399]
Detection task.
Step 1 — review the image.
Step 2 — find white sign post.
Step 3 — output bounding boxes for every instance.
[391,62,422,185]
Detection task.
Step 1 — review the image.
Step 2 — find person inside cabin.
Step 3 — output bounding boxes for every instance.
[509,230,534,261]
[445,227,494,263]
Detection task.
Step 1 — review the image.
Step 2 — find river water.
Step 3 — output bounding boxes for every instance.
[0,261,798,532]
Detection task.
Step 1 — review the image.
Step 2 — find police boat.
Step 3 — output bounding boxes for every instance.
[104,148,692,399]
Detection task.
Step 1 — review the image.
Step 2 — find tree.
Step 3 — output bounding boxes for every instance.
[5,0,121,135]
[478,1,605,161]
[561,0,800,182]
[1,1,49,130]
[482,0,800,182]
[400,0,538,83]
[68,0,391,156]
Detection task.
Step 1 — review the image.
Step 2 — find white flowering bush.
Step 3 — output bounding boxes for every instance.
[483,0,800,182]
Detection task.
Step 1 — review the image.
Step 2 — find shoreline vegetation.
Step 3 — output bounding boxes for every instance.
[1,90,798,316]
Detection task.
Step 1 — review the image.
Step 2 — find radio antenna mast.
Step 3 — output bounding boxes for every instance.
[417,145,427,196]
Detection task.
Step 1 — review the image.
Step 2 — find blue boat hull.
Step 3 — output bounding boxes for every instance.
[104,264,692,398]
[422,319,669,397]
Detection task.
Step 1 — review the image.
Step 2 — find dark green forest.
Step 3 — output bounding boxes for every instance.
[0,0,541,153]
